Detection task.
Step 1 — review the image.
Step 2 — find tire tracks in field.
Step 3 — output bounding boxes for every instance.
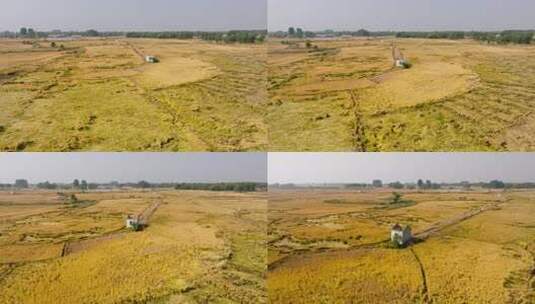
[124,40,146,62]
[349,90,367,152]
[503,243,535,303]
[60,242,69,257]
[122,41,215,150]
[526,247,535,300]
[0,263,15,282]
[410,247,431,303]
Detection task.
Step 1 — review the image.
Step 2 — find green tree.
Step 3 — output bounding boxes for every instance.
[304,31,316,38]
[14,179,29,188]
[486,180,506,189]
[356,29,370,37]
[391,192,403,204]
[27,28,36,38]
[417,179,424,189]
[69,194,78,204]
[296,28,304,38]
[389,181,405,189]
[372,180,383,188]
[20,27,27,36]
[137,181,151,189]
[288,27,296,37]
[37,181,57,189]
[73,179,80,189]
[81,180,88,191]
[85,29,99,37]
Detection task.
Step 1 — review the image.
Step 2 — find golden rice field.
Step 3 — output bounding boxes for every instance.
[268,38,535,151]
[0,189,267,303]
[268,189,535,303]
[0,38,267,151]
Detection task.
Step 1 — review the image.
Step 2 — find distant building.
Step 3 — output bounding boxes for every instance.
[391,224,412,246]
[145,55,158,63]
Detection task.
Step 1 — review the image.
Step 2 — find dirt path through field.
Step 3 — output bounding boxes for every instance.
[413,200,503,240]
[139,201,161,224]
[124,40,146,62]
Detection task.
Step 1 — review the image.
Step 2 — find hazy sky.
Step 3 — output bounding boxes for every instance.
[268,0,535,31]
[0,153,267,183]
[0,0,267,31]
[268,153,535,184]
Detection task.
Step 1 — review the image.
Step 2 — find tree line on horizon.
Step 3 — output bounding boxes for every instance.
[126,30,266,44]
[0,28,266,44]
[346,179,442,190]
[0,180,265,192]
[396,30,533,44]
[0,28,122,39]
[270,180,532,190]
[174,182,259,192]
[349,179,525,189]
[269,27,534,45]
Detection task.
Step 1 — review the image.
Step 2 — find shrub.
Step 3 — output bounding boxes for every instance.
[69,194,78,204]
[402,61,412,69]
[391,192,403,204]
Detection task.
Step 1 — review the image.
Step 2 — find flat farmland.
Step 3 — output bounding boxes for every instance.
[0,189,267,303]
[0,38,267,151]
[268,38,535,151]
[268,189,535,303]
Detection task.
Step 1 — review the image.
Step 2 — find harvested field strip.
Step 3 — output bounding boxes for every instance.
[414,201,502,240]
[268,237,390,271]
[63,201,161,256]
[138,201,161,224]
[0,38,266,151]
[63,231,127,256]
[268,38,535,151]
[0,190,266,303]
[269,200,504,271]
[269,190,534,302]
